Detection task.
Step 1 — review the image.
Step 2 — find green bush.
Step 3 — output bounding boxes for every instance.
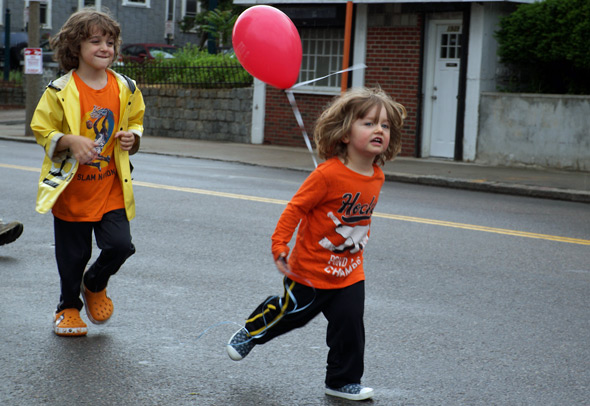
[495,0,590,94]
[115,45,252,88]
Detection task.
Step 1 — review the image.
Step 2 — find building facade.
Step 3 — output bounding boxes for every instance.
[235,0,534,161]
[0,0,204,49]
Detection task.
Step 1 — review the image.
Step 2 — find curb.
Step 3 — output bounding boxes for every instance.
[385,173,590,203]
[1,135,588,204]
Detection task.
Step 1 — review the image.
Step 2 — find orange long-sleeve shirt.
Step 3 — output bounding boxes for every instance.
[271,157,385,289]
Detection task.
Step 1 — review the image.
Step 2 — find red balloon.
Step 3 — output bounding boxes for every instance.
[232,5,302,89]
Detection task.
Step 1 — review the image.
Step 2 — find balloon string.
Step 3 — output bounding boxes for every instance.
[194,273,317,348]
[284,64,367,168]
[289,63,366,89]
[285,90,318,168]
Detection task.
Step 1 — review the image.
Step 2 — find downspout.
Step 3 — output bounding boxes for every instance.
[341,1,354,93]
[415,11,426,158]
[454,5,470,161]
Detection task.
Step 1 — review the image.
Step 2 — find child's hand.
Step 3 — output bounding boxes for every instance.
[114,131,137,151]
[275,253,291,276]
[59,134,98,164]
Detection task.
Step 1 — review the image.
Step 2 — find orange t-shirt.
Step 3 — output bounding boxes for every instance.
[52,71,124,222]
[271,157,385,290]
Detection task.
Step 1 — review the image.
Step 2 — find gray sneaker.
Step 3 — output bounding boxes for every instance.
[325,383,374,401]
[227,327,255,361]
[0,221,23,246]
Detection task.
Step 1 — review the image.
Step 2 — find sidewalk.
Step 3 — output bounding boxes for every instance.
[2,108,589,203]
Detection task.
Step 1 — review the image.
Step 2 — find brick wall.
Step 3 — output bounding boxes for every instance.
[264,89,334,147]
[262,8,423,156]
[364,21,422,157]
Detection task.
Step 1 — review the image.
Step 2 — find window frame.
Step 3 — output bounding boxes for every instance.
[295,26,344,95]
[25,0,52,30]
[78,0,102,10]
[181,0,201,33]
[122,0,150,8]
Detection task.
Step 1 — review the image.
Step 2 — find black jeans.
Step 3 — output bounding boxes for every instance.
[54,209,135,312]
[245,278,365,389]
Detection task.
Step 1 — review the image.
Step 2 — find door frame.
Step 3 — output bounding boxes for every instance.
[421,18,462,158]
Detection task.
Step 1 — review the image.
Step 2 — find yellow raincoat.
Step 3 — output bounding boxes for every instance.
[31,69,145,220]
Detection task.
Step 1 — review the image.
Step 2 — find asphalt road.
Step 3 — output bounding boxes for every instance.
[1,140,589,405]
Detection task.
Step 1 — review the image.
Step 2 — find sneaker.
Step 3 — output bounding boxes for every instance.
[227,327,255,361]
[81,282,113,325]
[0,221,23,246]
[54,309,88,337]
[325,383,374,401]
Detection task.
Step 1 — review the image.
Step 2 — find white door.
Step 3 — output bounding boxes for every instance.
[423,22,462,158]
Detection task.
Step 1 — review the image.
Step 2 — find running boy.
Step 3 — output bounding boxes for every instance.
[227,87,406,401]
[31,8,145,337]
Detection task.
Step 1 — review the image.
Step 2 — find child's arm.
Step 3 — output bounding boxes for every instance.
[31,88,71,163]
[55,134,98,164]
[271,169,327,269]
[123,86,145,156]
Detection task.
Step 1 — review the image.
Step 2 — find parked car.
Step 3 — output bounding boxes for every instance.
[120,43,178,63]
[0,32,28,70]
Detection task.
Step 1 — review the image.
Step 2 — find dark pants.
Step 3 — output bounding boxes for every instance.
[244,278,365,389]
[54,209,135,312]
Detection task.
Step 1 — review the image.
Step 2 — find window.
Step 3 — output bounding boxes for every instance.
[298,27,344,93]
[122,0,150,7]
[79,0,102,10]
[182,0,201,19]
[167,0,175,21]
[439,26,462,59]
[25,0,52,30]
[181,0,201,33]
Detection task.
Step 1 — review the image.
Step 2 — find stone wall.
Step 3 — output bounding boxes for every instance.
[477,92,590,171]
[0,66,61,108]
[0,83,25,107]
[141,87,253,143]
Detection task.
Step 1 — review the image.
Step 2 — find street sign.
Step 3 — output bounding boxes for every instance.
[24,48,42,74]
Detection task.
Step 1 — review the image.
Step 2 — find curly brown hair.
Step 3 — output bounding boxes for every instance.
[50,8,121,72]
[314,87,406,166]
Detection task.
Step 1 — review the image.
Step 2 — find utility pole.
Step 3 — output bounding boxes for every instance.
[25,1,41,137]
[3,9,11,81]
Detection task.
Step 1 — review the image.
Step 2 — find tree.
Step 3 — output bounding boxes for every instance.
[178,0,244,53]
[495,0,590,94]
[200,8,238,51]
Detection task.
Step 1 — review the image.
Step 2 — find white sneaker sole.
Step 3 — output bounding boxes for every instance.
[226,344,244,361]
[325,386,374,401]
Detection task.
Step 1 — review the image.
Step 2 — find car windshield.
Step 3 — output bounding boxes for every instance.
[148,46,177,58]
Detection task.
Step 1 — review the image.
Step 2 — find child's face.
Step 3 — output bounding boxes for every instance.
[78,27,115,72]
[344,105,391,161]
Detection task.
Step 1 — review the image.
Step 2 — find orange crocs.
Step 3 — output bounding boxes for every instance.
[54,308,88,337]
[81,284,114,324]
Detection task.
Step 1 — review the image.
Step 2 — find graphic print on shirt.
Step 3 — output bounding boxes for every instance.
[84,105,116,171]
[319,211,369,254]
[319,192,377,278]
[319,191,377,255]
